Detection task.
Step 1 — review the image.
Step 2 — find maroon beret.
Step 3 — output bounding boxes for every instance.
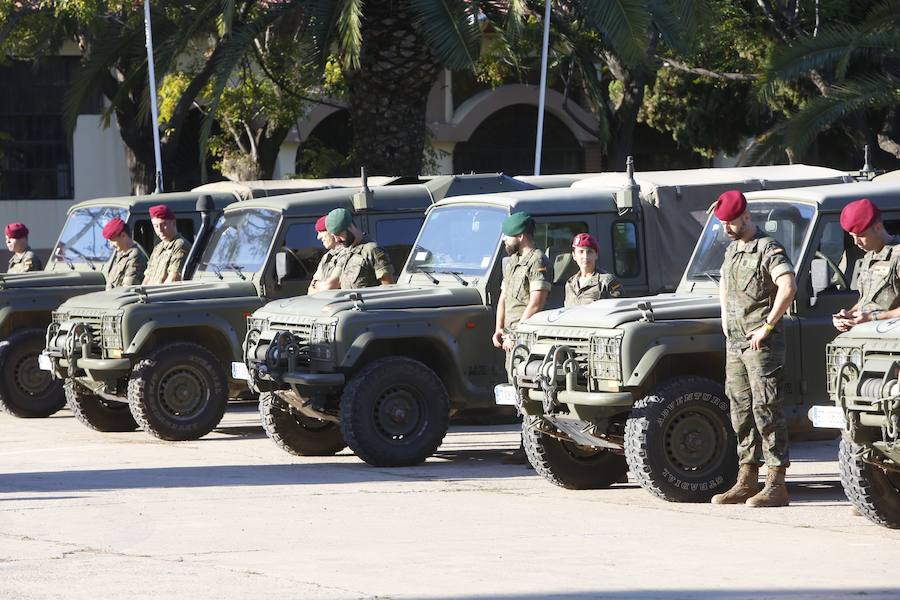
[149,204,175,220]
[840,198,880,234]
[4,223,28,239]
[572,232,599,253]
[315,215,328,233]
[713,190,748,222]
[102,217,126,240]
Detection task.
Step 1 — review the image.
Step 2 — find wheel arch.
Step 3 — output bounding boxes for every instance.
[352,336,461,398]
[129,325,239,368]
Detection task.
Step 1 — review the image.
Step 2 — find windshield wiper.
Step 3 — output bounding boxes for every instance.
[199,262,223,280]
[409,265,439,285]
[224,263,247,280]
[702,271,720,285]
[67,247,96,270]
[434,269,469,286]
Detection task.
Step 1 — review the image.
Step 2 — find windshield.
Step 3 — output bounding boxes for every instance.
[405,205,507,277]
[686,201,816,281]
[51,206,129,269]
[196,209,280,277]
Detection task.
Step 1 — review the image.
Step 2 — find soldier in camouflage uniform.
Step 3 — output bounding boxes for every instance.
[833,199,900,329]
[142,204,190,285]
[492,212,551,350]
[308,215,343,295]
[564,233,623,307]
[320,207,393,290]
[711,190,797,508]
[5,223,42,273]
[100,217,147,290]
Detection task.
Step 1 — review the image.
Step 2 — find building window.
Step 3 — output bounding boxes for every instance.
[0,58,83,199]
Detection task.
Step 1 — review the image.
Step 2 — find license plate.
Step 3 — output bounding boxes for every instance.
[494,384,518,406]
[231,361,250,381]
[38,353,53,372]
[809,405,846,429]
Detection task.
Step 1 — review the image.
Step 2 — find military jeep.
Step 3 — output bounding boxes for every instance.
[0,189,250,419]
[817,319,900,528]
[241,164,851,467]
[506,179,900,503]
[43,174,541,441]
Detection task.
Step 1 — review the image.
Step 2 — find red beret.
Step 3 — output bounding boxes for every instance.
[713,190,748,222]
[840,198,880,234]
[4,223,28,239]
[572,233,599,253]
[102,218,126,240]
[149,204,175,220]
[315,215,328,233]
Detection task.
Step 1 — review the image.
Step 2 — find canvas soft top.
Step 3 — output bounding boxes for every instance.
[190,177,402,201]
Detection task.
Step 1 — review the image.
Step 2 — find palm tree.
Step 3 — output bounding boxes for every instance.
[753,0,900,162]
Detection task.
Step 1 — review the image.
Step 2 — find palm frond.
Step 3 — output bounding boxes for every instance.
[503,0,529,43]
[581,0,650,68]
[863,0,900,30]
[647,0,706,56]
[337,0,363,70]
[409,0,481,70]
[783,74,900,153]
[300,0,349,69]
[739,124,791,166]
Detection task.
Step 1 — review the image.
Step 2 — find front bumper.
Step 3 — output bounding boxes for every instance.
[44,319,131,380]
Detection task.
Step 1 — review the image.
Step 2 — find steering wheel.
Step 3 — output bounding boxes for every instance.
[282,247,311,280]
[815,250,848,291]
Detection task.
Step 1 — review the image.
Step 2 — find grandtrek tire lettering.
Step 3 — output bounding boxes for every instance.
[128,342,228,441]
[0,328,65,418]
[839,437,900,529]
[340,356,449,467]
[624,376,737,503]
[522,416,629,489]
[65,380,138,432]
[259,392,346,456]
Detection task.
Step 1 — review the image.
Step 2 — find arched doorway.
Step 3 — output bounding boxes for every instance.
[295,109,356,178]
[453,104,584,175]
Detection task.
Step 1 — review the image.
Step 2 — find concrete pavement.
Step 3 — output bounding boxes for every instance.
[1,404,898,599]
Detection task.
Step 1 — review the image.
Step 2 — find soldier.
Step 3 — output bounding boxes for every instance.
[5,222,42,273]
[564,233,623,307]
[308,215,343,295]
[320,208,393,290]
[492,212,551,350]
[833,199,900,330]
[101,217,147,290]
[142,204,190,285]
[711,190,797,508]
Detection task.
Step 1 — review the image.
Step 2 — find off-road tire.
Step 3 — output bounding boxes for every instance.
[260,392,346,456]
[523,416,628,489]
[0,328,65,418]
[625,376,737,503]
[839,437,900,529]
[65,380,137,432]
[128,342,227,441]
[340,357,449,467]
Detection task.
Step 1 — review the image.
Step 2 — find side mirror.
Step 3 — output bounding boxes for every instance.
[810,257,830,298]
[275,251,289,284]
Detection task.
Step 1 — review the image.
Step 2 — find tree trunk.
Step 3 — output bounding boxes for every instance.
[257,124,292,179]
[344,1,442,176]
[114,110,157,195]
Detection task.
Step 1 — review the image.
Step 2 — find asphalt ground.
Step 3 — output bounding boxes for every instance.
[2,404,899,600]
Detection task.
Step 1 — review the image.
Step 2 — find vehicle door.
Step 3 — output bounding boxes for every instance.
[364,213,425,277]
[532,216,592,310]
[267,219,320,299]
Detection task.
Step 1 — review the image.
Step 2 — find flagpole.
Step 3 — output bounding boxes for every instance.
[143,0,164,193]
[533,0,552,176]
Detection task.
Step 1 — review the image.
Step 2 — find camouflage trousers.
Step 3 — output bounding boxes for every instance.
[724,344,790,468]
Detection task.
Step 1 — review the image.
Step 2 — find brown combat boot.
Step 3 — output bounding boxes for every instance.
[745,466,790,507]
[711,464,761,504]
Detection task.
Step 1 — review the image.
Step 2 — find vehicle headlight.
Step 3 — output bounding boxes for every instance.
[590,334,622,381]
[248,316,268,333]
[101,313,124,350]
[515,331,536,351]
[309,321,336,360]
[849,348,863,369]
[830,347,848,369]
[52,310,69,324]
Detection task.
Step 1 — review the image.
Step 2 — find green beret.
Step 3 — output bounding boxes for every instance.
[325,207,353,234]
[502,212,533,236]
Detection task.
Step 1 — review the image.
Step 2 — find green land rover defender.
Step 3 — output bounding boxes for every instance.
[42,175,541,441]
[241,164,851,468]
[506,179,900,503]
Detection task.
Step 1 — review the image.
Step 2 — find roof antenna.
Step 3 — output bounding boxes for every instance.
[616,156,639,214]
[353,165,375,211]
[860,144,875,180]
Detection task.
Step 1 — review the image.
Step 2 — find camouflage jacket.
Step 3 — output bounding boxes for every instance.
[102,246,147,290]
[333,236,393,289]
[856,237,900,313]
[7,249,42,273]
[722,228,794,350]
[311,247,341,287]
[501,247,551,330]
[144,235,190,285]
[564,270,623,307]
